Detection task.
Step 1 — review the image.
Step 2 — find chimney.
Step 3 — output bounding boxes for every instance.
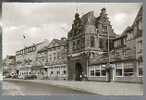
[100,8,107,16]
[61,37,66,41]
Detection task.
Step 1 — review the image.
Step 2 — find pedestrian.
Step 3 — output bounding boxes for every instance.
[79,74,82,81]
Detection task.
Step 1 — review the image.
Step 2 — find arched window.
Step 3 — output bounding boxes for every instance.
[90,36,95,47]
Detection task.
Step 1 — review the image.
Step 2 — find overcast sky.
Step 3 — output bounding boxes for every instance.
[2,3,142,59]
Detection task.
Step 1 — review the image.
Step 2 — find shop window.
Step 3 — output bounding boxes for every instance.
[124,68,134,76]
[95,70,100,76]
[63,70,66,74]
[101,68,106,76]
[116,64,123,76]
[116,69,122,76]
[124,63,134,76]
[90,70,94,76]
[51,71,53,74]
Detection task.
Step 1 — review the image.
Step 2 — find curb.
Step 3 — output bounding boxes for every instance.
[3,79,97,95]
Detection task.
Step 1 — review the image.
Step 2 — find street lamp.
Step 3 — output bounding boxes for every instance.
[85,47,91,81]
[106,26,113,82]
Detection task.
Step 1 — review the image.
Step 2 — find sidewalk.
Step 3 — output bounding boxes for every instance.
[4,79,144,95]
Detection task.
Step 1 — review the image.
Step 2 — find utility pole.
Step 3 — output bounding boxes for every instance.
[106,26,111,82]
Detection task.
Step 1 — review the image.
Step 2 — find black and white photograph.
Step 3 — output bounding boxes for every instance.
[1,2,144,96]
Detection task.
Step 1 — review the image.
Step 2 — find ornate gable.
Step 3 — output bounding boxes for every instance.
[48,39,60,48]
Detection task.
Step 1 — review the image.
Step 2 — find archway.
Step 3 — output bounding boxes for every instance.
[75,63,83,81]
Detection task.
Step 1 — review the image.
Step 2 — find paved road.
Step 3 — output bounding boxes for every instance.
[1,80,94,96]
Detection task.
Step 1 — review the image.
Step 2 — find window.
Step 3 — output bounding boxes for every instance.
[138,41,142,48]
[90,70,94,76]
[123,37,126,45]
[103,32,108,35]
[63,70,66,74]
[123,63,134,76]
[51,71,53,74]
[116,63,123,76]
[99,38,103,48]
[123,50,126,56]
[54,53,56,60]
[138,68,143,76]
[57,71,60,75]
[101,67,106,76]
[73,41,76,50]
[90,36,95,47]
[124,68,134,76]
[57,52,60,59]
[90,65,107,77]
[49,55,52,61]
[95,70,100,76]
[138,57,143,76]
[102,25,107,31]
[137,41,143,53]
[54,47,56,51]
[77,40,80,49]
[138,20,142,30]
[81,37,85,48]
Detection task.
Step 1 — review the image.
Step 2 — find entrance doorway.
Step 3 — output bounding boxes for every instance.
[75,63,83,81]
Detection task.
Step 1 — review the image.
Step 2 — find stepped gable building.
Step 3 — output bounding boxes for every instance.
[67,8,117,81]
[134,6,143,81]
[75,6,143,83]
[108,6,143,83]
[47,37,67,80]
[110,26,137,82]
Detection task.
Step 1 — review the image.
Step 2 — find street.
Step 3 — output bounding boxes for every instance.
[1,80,94,96]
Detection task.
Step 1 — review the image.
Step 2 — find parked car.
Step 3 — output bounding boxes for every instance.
[5,75,12,78]
[12,75,18,79]
[24,74,37,80]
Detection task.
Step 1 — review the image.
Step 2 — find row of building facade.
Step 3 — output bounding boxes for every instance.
[3,6,143,83]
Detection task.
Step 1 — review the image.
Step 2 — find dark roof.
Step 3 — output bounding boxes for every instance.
[6,55,15,59]
[89,53,109,65]
[81,11,95,25]
[16,41,45,53]
[37,46,48,53]
[132,5,143,25]
[121,26,133,36]
[48,38,67,48]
